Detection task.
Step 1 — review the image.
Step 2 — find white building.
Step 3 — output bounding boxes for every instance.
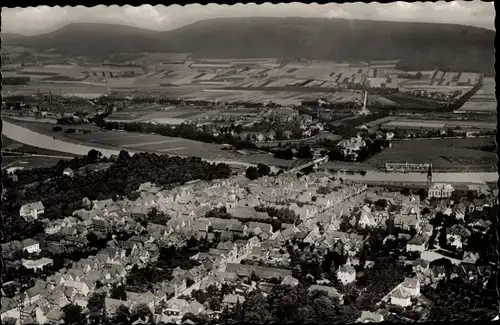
[45,223,62,235]
[401,277,420,297]
[390,288,411,307]
[19,201,45,220]
[427,183,454,199]
[337,264,356,285]
[22,258,54,271]
[63,168,74,177]
[21,239,41,254]
[357,311,384,323]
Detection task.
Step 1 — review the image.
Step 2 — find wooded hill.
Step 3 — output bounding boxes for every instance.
[3,18,494,75]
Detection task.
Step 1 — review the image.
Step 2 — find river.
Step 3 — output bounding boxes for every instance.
[332,169,496,185]
[3,120,497,185]
[2,120,254,168]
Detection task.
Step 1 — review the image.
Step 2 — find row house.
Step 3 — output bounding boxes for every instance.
[92,199,114,211]
[393,208,421,232]
[289,203,318,220]
[216,241,239,262]
[62,236,88,248]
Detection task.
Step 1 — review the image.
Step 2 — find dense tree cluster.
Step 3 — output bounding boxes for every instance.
[14,149,104,186]
[205,206,298,232]
[254,206,299,225]
[125,265,173,293]
[2,151,230,243]
[273,148,294,160]
[422,276,497,321]
[23,151,231,216]
[220,284,359,324]
[245,163,271,180]
[328,136,390,162]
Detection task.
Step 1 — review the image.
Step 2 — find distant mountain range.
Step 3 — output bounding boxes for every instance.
[2,18,495,75]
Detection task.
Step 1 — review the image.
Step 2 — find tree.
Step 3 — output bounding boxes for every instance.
[117,150,131,164]
[257,163,271,177]
[88,292,106,313]
[113,305,131,325]
[245,166,259,180]
[130,303,153,323]
[87,149,101,163]
[374,199,388,210]
[62,304,84,325]
[110,284,127,301]
[297,145,313,159]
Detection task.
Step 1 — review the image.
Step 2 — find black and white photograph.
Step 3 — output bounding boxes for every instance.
[1,2,497,324]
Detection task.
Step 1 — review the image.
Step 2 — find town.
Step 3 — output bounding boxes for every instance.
[1,3,497,325]
[1,148,497,324]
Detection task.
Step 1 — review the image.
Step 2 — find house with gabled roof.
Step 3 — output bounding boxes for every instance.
[357,311,384,323]
[401,277,420,296]
[281,275,299,286]
[462,251,479,264]
[406,235,427,252]
[412,258,430,274]
[308,285,344,304]
[20,202,45,220]
[126,291,156,312]
[390,288,411,307]
[21,239,40,254]
[246,222,273,236]
[222,294,245,308]
[337,264,356,285]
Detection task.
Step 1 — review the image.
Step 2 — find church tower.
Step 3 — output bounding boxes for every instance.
[427,162,433,190]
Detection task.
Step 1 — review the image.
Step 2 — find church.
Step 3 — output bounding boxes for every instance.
[426,163,454,199]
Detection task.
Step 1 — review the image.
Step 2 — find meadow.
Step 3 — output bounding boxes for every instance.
[366,137,496,170]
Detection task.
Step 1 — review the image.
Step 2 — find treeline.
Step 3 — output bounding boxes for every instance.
[2,76,30,85]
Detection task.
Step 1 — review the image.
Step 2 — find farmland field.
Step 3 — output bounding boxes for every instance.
[3,155,72,170]
[366,137,496,170]
[2,133,79,158]
[381,118,496,130]
[458,78,496,113]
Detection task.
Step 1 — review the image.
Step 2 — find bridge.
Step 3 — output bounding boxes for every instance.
[286,156,329,174]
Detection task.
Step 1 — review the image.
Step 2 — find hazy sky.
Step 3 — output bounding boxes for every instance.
[2,1,494,36]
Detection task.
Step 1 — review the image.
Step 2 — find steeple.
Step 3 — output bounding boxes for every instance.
[427,162,433,188]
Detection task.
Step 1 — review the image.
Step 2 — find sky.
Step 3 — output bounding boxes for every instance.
[1,1,494,36]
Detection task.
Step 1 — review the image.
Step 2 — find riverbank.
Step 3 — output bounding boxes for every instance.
[2,120,255,168]
[3,120,497,185]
